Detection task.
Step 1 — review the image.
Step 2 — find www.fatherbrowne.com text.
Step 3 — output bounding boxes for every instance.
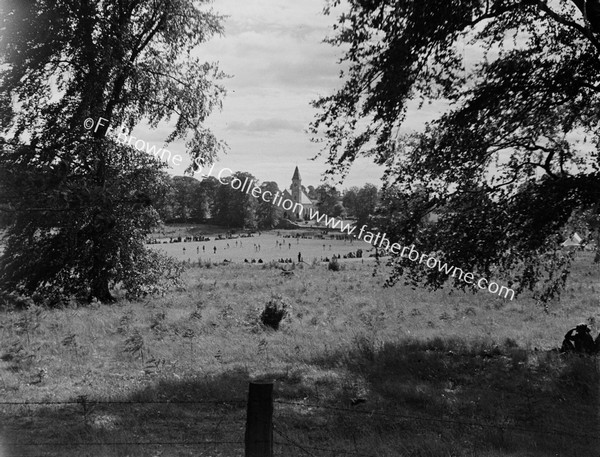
[199,164,515,300]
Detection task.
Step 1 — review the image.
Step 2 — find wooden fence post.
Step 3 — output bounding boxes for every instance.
[245,381,273,457]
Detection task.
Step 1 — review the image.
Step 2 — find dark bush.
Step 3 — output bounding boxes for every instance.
[260,295,288,330]
[328,258,340,271]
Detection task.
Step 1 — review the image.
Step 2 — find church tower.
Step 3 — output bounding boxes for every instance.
[291,166,301,206]
[281,165,315,221]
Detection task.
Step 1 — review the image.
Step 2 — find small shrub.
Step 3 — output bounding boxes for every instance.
[1,341,34,371]
[328,259,340,271]
[503,337,519,348]
[150,311,167,334]
[117,311,133,334]
[124,329,145,362]
[260,295,289,330]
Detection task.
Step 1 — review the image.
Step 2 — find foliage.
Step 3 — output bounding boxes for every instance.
[355,184,379,228]
[342,183,379,227]
[315,184,344,218]
[170,176,203,222]
[121,249,184,301]
[260,295,289,330]
[568,202,600,261]
[0,0,226,301]
[257,181,282,228]
[152,175,284,228]
[342,186,360,217]
[0,143,183,303]
[152,174,220,224]
[212,172,259,229]
[312,0,600,301]
[328,258,341,271]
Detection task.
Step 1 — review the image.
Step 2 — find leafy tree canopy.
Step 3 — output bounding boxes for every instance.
[0,0,226,303]
[257,181,282,229]
[0,0,226,162]
[312,0,600,301]
[316,184,344,217]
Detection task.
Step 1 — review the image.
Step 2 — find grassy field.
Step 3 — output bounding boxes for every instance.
[148,229,373,264]
[0,235,599,456]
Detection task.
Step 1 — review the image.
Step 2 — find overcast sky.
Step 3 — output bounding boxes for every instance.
[137,0,445,190]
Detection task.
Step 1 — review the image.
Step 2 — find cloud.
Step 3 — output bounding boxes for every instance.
[166,0,384,187]
[212,0,335,38]
[265,53,343,90]
[198,0,345,95]
[226,118,304,132]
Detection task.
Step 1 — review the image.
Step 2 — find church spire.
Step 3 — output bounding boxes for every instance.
[292,166,301,182]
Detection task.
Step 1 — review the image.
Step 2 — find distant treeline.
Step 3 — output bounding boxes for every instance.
[0,172,379,230]
[153,172,379,229]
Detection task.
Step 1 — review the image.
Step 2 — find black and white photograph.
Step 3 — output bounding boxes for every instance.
[1,0,600,455]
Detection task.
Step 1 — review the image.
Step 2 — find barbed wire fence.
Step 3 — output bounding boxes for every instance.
[1,381,599,457]
[1,397,248,457]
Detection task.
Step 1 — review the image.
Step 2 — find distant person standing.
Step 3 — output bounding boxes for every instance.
[213,246,217,254]
[298,252,302,263]
[203,245,205,252]
[196,246,199,254]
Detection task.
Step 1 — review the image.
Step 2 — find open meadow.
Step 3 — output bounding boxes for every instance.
[148,229,373,264]
[0,249,599,456]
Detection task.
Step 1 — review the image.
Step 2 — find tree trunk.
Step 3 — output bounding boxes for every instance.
[90,275,114,303]
[570,0,600,33]
[88,218,115,303]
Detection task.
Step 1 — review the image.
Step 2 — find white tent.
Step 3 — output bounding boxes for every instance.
[562,232,583,247]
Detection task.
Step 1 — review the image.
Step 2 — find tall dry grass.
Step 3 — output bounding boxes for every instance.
[0,252,598,456]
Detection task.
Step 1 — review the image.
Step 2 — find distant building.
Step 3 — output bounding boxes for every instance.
[281,166,317,221]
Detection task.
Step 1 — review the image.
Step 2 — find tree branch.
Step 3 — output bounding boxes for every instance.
[535,0,600,52]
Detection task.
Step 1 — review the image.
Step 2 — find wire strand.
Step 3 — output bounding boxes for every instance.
[274,400,600,440]
[5,441,244,447]
[0,399,245,405]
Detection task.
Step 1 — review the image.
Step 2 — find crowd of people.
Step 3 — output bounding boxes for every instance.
[146,228,374,267]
